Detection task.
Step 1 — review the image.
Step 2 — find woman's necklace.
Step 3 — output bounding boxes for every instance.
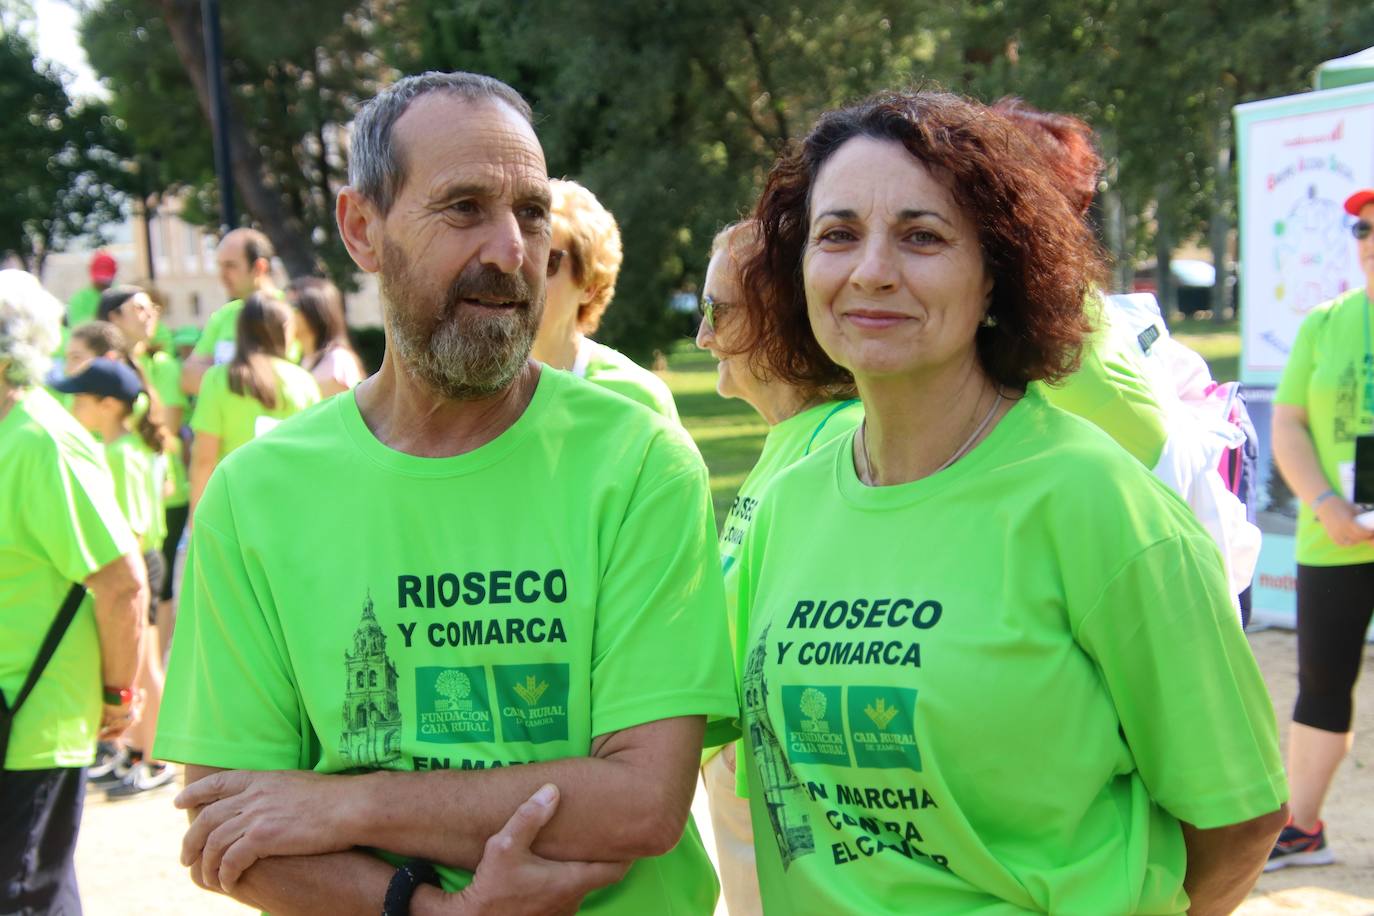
[860,388,1004,485]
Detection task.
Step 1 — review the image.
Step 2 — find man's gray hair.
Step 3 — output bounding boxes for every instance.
[349,71,533,215]
[0,269,62,388]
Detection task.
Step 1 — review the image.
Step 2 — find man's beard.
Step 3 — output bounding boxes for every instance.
[380,242,543,400]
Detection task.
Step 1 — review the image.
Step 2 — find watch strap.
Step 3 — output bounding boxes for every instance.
[382,860,439,916]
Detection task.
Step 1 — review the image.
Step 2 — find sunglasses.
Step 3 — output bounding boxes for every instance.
[1354,220,1373,242]
[699,293,731,330]
[547,248,568,278]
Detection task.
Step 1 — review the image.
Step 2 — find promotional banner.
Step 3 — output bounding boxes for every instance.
[1234,83,1374,627]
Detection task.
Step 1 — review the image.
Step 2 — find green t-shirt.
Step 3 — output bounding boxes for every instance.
[1,387,138,769]
[190,359,321,458]
[139,349,190,508]
[578,339,680,422]
[67,285,101,328]
[194,296,302,365]
[1038,294,1168,467]
[1274,288,1374,566]
[192,299,244,364]
[707,399,862,768]
[721,400,862,649]
[156,370,738,914]
[106,433,166,553]
[734,390,1286,915]
[150,319,175,355]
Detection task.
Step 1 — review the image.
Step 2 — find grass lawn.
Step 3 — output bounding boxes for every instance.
[662,315,1242,524]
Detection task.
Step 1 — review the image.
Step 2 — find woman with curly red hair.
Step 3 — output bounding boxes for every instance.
[730,90,1287,914]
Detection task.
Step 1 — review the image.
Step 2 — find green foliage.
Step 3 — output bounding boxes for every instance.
[79,0,390,287]
[0,29,128,271]
[393,0,937,359]
[69,0,1374,340]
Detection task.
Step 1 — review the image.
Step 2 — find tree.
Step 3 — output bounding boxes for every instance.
[394,0,939,359]
[0,29,128,274]
[80,0,393,284]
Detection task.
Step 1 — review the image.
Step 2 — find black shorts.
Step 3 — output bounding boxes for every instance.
[1294,562,1374,733]
[143,550,166,626]
[0,766,86,915]
[159,504,189,602]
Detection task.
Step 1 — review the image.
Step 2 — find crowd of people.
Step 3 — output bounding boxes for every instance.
[3,67,1372,916]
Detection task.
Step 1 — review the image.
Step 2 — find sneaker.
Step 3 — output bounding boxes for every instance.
[104,762,177,800]
[1264,820,1335,871]
[88,745,133,786]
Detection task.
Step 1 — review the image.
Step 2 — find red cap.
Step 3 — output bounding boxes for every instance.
[89,251,116,283]
[1343,188,1374,216]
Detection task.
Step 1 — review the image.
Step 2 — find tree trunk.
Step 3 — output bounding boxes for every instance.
[156,0,321,278]
[1097,129,1131,292]
[1154,186,1177,324]
[1208,104,1234,323]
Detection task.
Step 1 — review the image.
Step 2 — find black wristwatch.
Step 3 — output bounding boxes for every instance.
[382,860,439,916]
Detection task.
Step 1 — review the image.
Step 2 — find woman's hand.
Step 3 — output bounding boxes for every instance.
[453,784,629,916]
[1314,496,1374,547]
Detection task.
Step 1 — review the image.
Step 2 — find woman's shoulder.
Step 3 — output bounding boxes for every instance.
[273,357,321,386]
[201,362,228,387]
[1304,287,1366,325]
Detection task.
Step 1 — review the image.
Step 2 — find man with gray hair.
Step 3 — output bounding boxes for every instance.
[1,270,147,914]
[157,72,736,914]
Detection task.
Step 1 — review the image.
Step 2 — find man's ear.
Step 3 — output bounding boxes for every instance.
[337,186,382,274]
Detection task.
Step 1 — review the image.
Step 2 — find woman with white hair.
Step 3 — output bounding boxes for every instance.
[0,270,147,914]
[531,178,679,421]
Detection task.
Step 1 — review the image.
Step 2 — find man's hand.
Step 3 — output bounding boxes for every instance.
[176,769,354,891]
[454,784,629,916]
[97,689,142,741]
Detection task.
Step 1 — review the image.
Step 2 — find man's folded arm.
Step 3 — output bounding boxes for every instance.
[182,715,705,877]
[182,765,452,916]
[349,715,707,867]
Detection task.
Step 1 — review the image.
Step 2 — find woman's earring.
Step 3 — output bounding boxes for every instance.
[980,312,998,328]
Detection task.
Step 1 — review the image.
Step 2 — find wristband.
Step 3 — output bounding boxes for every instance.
[382,860,438,916]
[102,686,133,706]
[1310,489,1339,512]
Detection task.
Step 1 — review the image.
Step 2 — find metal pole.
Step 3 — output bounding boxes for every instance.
[201,0,235,231]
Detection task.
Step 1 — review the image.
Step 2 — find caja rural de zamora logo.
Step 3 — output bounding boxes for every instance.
[863,696,899,731]
[495,664,570,744]
[513,675,549,706]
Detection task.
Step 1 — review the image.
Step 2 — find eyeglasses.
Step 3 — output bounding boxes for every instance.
[699,293,731,330]
[547,248,568,278]
[1354,220,1373,242]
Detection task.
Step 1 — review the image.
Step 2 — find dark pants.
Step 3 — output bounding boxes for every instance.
[0,767,85,915]
[1294,562,1374,733]
[159,504,188,603]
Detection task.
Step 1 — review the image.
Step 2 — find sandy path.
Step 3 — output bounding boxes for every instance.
[74,629,1372,914]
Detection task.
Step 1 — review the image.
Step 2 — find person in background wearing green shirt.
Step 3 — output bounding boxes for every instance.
[0,270,147,915]
[530,179,680,421]
[187,291,320,509]
[98,287,191,649]
[157,72,736,916]
[66,250,118,330]
[695,220,860,916]
[181,228,281,396]
[1268,186,1374,869]
[56,357,179,799]
[729,90,1288,915]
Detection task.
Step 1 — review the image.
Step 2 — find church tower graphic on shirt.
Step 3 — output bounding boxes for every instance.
[743,622,814,868]
[339,592,402,768]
